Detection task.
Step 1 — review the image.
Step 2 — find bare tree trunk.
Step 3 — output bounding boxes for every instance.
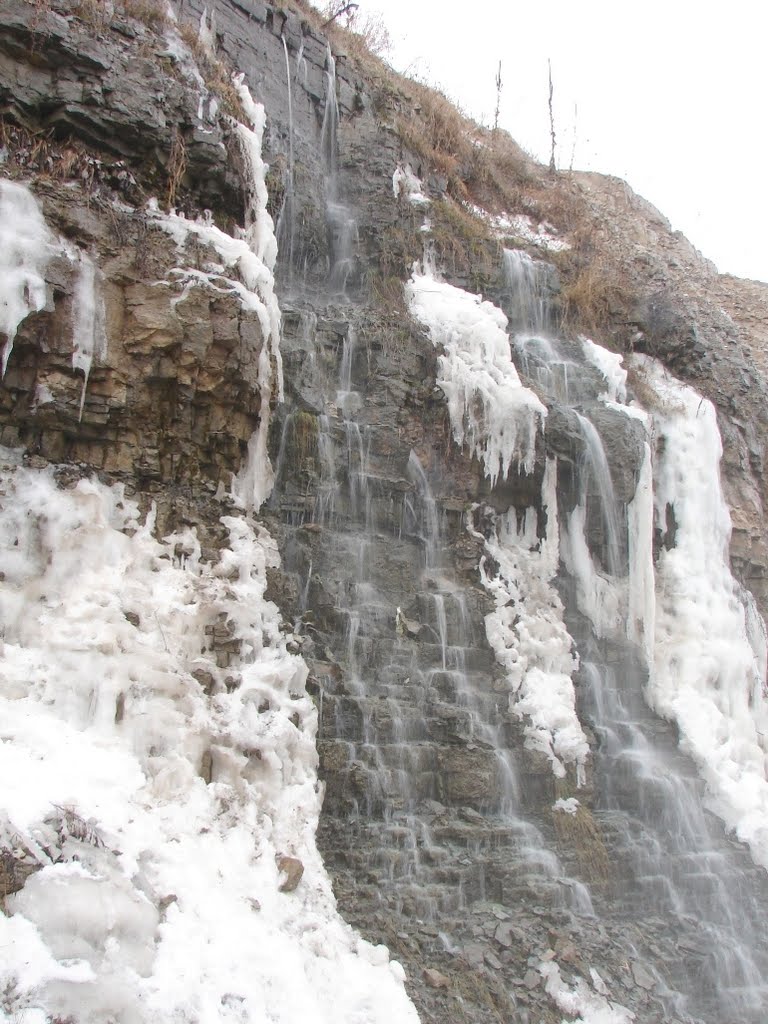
[548,59,556,175]
[493,61,503,135]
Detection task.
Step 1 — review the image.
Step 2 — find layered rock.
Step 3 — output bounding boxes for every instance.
[2,2,768,1024]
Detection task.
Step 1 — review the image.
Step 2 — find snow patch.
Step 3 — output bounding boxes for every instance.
[553,798,580,815]
[540,961,635,1023]
[467,207,570,251]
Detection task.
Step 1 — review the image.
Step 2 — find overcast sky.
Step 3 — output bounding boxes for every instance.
[348,0,768,282]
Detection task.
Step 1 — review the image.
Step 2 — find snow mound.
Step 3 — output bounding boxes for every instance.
[0,450,418,1024]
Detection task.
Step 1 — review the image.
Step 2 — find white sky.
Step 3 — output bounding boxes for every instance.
[351,0,768,282]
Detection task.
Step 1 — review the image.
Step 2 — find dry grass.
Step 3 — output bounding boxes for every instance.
[394,81,475,188]
[430,197,500,278]
[120,0,170,29]
[165,127,187,209]
[552,798,613,889]
[373,221,423,279]
[0,119,140,196]
[559,260,633,338]
[68,0,170,31]
[176,21,248,122]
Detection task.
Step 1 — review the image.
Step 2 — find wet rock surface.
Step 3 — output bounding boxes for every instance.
[2,2,768,1023]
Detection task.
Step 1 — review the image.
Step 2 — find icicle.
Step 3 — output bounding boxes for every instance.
[198,5,216,58]
[0,180,51,376]
[580,335,627,402]
[406,262,546,481]
[626,441,655,661]
[71,252,108,421]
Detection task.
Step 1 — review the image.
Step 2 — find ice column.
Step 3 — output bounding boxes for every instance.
[230,76,284,509]
[71,252,108,420]
[0,180,51,376]
[637,354,768,870]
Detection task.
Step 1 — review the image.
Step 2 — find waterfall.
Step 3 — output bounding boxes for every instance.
[404,243,768,1019]
[321,45,357,296]
[574,410,623,575]
[581,660,768,1019]
[276,35,296,284]
[502,247,552,337]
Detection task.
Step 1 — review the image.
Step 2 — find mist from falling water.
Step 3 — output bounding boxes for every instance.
[405,451,595,918]
[581,660,768,1020]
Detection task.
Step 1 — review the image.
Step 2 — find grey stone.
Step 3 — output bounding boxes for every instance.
[522,969,541,990]
[631,962,656,991]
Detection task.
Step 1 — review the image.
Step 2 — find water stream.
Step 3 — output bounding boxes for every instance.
[321,46,357,296]
[502,247,768,1021]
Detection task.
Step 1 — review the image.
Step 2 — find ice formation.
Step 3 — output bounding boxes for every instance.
[565,338,768,871]
[634,355,768,869]
[0,179,52,375]
[392,164,430,206]
[406,262,546,480]
[477,460,589,781]
[580,336,627,403]
[0,180,110,409]
[0,68,419,1024]
[151,79,282,512]
[539,961,635,1024]
[71,251,108,420]
[0,451,417,1024]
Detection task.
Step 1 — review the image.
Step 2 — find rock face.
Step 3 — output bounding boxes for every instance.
[2,2,768,1024]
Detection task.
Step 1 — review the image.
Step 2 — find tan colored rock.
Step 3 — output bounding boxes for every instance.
[422,967,450,990]
[276,854,304,893]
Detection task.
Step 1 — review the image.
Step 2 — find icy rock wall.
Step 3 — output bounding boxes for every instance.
[4,1,768,1022]
[0,25,419,1023]
[0,453,416,1024]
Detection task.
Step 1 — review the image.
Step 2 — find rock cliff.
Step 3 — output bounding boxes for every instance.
[2,2,768,1023]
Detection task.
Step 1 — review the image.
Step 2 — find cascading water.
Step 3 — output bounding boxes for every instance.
[268,294,599,952]
[502,248,552,338]
[493,246,768,1020]
[275,35,296,284]
[580,659,768,1021]
[321,46,357,296]
[574,411,623,575]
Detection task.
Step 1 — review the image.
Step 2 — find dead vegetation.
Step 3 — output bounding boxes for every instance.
[165,126,187,209]
[0,119,141,197]
[175,20,248,122]
[69,0,170,32]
